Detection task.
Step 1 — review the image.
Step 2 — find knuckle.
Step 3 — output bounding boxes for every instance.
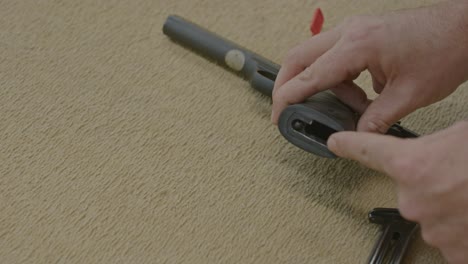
[397,198,420,222]
[272,90,285,104]
[297,66,315,82]
[341,15,383,48]
[272,89,295,107]
[421,225,450,248]
[342,28,372,46]
[361,114,391,134]
[421,228,442,248]
[397,193,432,222]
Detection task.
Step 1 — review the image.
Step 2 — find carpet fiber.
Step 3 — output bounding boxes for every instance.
[1,0,466,263]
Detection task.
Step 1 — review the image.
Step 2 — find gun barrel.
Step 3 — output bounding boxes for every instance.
[163,15,278,96]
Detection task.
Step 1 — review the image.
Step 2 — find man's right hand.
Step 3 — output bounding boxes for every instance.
[271,0,468,133]
[327,120,468,264]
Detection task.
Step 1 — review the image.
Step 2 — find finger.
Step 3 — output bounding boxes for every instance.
[272,39,370,124]
[330,81,372,114]
[357,81,419,133]
[372,75,385,94]
[327,131,405,174]
[273,27,342,96]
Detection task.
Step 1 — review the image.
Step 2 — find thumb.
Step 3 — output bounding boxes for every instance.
[357,83,418,133]
[327,131,406,174]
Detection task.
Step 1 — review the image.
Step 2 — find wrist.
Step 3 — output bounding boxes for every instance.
[454,1,468,26]
[435,1,468,81]
[440,1,468,39]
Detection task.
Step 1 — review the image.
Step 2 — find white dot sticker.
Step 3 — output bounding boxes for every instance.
[225,49,245,71]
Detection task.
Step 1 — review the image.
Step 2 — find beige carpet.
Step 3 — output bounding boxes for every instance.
[1,0,467,263]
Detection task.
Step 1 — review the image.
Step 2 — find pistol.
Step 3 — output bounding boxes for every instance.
[163,15,418,158]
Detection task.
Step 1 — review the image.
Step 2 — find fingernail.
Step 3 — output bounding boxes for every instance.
[367,121,379,133]
[327,135,339,154]
[362,119,388,134]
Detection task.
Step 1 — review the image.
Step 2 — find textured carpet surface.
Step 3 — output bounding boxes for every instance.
[1,0,466,263]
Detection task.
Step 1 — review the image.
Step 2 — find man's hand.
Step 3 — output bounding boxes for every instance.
[271,1,468,133]
[327,121,468,264]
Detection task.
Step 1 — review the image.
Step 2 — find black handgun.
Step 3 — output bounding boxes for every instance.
[163,15,418,158]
